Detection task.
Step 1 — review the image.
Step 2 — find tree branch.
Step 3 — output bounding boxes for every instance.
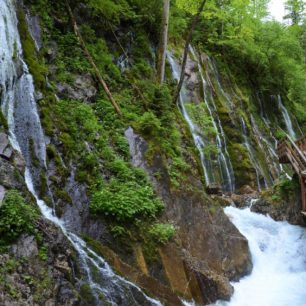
[65,1,122,116]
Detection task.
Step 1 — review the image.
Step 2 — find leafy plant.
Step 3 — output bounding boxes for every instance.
[0,191,38,245]
[149,223,175,244]
[90,179,164,222]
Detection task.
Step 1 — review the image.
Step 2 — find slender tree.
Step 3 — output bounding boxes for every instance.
[173,0,207,104]
[157,0,170,84]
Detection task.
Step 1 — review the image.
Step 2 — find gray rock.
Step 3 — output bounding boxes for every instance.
[11,235,38,258]
[13,151,26,172]
[56,74,97,102]
[26,13,42,50]
[125,127,148,168]
[0,157,24,189]
[35,91,43,101]
[0,133,9,155]
[0,185,6,204]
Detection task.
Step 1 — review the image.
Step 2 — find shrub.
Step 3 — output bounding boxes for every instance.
[0,191,38,245]
[90,179,164,222]
[136,112,162,137]
[149,223,175,244]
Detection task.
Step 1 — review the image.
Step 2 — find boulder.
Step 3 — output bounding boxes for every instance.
[0,133,13,159]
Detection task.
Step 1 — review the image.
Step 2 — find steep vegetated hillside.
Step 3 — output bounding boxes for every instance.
[0,0,305,304]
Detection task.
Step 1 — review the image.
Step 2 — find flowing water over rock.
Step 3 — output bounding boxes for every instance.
[214,206,306,306]
[0,1,162,304]
[241,118,267,191]
[167,50,235,192]
[167,51,214,187]
[190,46,235,192]
[277,95,297,140]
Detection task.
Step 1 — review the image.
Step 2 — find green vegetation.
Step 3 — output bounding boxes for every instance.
[148,223,175,244]
[90,180,163,222]
[0,191,38,246]
[19,0,305,265]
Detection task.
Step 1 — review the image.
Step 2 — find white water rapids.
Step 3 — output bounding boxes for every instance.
[215,206,306,306]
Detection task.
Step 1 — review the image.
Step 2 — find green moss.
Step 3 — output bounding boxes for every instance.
[17,9,47,89]
[79,284,96,305]
[0,110,8,131]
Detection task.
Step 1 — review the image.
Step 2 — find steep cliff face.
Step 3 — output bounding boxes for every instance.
[0,0,305,305]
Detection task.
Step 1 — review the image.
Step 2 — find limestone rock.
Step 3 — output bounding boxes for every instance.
[0,157,24,189]
[125,127,252,303]
[54,254,71,275]
[56,74,97,102]
[11,235,38,258]
[0,133,13,159]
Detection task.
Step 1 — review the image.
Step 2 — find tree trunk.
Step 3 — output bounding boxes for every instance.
[173,0,207,104]
[65,1,122,116]
[157,0,170,84]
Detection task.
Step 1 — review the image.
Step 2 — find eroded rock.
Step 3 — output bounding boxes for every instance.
[56,74,97,102]
[11,235,38,258]
[125,127,252,303]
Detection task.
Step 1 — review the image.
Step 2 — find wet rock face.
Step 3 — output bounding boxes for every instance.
[26,13,42,50]
[0,156,24,190]
[125,127,252,304]
[0,219,79,306]
[251,190,306,226]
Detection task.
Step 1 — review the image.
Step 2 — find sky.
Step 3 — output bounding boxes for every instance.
[268,0,286,21]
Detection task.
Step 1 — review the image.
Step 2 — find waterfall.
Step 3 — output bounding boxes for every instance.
[167,50,235,192]
[240,118,267,191]
[167,51,215,187]
[277,95,297,140]
[0,1,161,304]
[189,46,235,192]
[214,206,306,306]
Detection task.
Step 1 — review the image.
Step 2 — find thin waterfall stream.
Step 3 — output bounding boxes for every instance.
[189,46,235,192]
[0,1,161,305]
[167,51,215,187]
[167,49,235,192]
[277,95,297,140]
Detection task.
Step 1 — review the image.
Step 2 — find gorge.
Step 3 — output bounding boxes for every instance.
[0,0,305,305]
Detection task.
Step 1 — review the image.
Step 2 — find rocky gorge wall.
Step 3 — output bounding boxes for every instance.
[0,0,304,305]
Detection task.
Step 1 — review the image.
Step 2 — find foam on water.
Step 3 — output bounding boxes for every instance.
[215,206,306,306]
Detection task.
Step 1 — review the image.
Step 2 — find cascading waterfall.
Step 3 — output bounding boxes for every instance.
[167,50,236,192]
[189,46,235,192]
[0,1,162,305]
[240,118,267,191]
[277,95,297,140]
[167,51,215,187]
[214,206,306,306]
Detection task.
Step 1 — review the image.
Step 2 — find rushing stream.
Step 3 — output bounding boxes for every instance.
[0,1,161,305]
[215,206,306,306]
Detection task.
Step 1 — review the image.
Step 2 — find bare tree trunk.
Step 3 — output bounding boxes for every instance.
[65,1,122,116]
[173,0,207,104]
[157,0,170,84]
